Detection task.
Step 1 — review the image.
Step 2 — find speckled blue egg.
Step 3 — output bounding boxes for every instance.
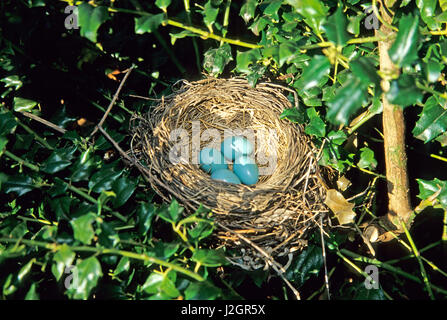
[211,169,241,184]
[199,148,227,173]
[221,136,254,161]
[233,155,259,185]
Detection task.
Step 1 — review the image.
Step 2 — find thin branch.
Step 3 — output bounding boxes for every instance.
[21,111,67,134]
[90,66,135,137]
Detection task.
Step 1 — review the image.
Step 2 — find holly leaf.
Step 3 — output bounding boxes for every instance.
[388,14,420,67]
[327,76,367,125]
[78,3,109,43]
[417,178,447,208]
[285,0,328,34]
[296,55,330,91]
[305,107,326,137]
[203,44,233,76]
[67,256,103,300]
[135,14,164,34]
[323,6,350,46]
[358,147,377,170]
[386,74,423,108]
[13,97,37,112]
[412,96,447,143]
[2,175,35,197]
[240,0,258,23]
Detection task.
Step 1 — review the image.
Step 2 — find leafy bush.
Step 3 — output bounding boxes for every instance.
[1,0,447,300]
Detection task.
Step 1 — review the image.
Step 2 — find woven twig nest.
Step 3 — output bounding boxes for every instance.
[130,78,330,270]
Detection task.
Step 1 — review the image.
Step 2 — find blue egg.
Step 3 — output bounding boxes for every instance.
[233,155,259,185]
[199,148,227,173]
[211,169,241,184]
[221,136,254,161]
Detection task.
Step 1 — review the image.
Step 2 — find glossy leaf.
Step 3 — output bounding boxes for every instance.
[263,1,283,21]
[417,0,440,30]
[88,168,123,193]
[235,49,262,73]
[240,0,258,23]
[424,60,442,83]
[327,76,367,125]
[51,244,76,281]
[417,178,447,207]
[0,111,17,136]
[191,248,228,267]
[41,146,76,174]
[386,74,423,108]
[358,147,377,170]
[412,96,447,143]
[285,0,328,34]
[2,175,35,197]
[24,283,39,300]
[67,256,103,300]
[280,107,306,124]
[285,244,323,286]
[184,281,221,300]
[155,0,171,11]
[203,44,233,76]
[70,213,97,245]
[323,6,350,46]
[297,55,330,91]
[388,14,420,67]
[78,3,109,42]
[111,176,137,208]
[350,57,380,87]
[13,97,37,112]
[141,272,180,298]
[203,0,220,30]
[0,75,23,90]
[304,107,326,138]
[135,14,164,34]
[137,202,156,235]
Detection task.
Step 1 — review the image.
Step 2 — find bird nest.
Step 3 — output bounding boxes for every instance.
[129,77,330,270]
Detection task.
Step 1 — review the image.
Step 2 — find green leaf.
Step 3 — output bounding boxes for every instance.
[187,221,214,242]
[78,3,109,43]
[305,107,326,137]
[111,176,137,208]
[358,147,377,170]
[424,60,442,83]
[249,16,269,36]
[285,0,328,34]
[191,248,228,267]
[168,199,183,222]
[203,44,233,76]
[184,281,221,300]
[386,74,423,108]
[41,146,77,174]
[240,0,258,23]
[327,76,367,125]
[296,55,330,91]
[169,30,197,45]
[70,213,96,245]
[235,49,262,74]
[323,6,350,46]
[51,244,76,281]
[141,272,180,298]
[417,0,440,30]
[350,57,380,88]
[263,1,283,21]
[0,111,17,136]
[203,0,220,29]
[114,257,130,275]
[417,178,447,208]
[67,256,103,300]
[2,175,35,197]
[88,168,123,193]
[135,14,165,34]
[155,0,172,11]
[0,75,23,90]
[137,202,156,235]
[388,14,420,67]
[280,107,306,124]
[412,96,447,142]
[13,97,37,112]
[24,283,39,300]
[285,244,323,286]
[279,40,301,67]
[49,196,72,220]
[151,241,180,260]
[441,0,447,11]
